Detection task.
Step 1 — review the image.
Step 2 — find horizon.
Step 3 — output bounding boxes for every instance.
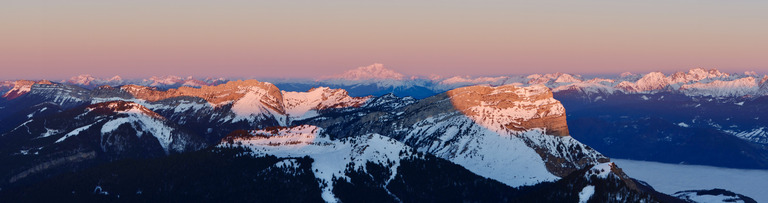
[1,64,766,81]
[3,0,767,80]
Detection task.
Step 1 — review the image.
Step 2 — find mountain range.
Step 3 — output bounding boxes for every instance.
[14,64,765,99]
[0,64,764,202]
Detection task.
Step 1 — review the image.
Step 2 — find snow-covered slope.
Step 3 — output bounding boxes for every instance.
[117,80,288,124]
[402,113,559,186]
[0,100,205,186]
[218,125,415,203]
[88,101,193,154]
[401,85,606,183]
[18,101,203,155]
[302,84,608,187]
[282,87,370,122]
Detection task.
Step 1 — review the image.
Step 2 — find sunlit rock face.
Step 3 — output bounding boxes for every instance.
[447,84,569,137]
[2,80,53,99]
[120,80,284,107]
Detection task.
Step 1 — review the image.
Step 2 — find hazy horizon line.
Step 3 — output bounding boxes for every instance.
[2,66,766,82]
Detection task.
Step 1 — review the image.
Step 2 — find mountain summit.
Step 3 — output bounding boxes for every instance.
[322,63,406,81]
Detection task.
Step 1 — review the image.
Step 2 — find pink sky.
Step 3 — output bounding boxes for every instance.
[1,0,767,80]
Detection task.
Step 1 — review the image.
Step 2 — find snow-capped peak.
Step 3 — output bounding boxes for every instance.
[679,77,759,97]
[109,75,123,81]
[323,63,405,81]
[615,71,670,92]
[67,74,97,86]
[554,73,583,83]
[619,72,636,78]
[64,74,124,86]
[525,73,582,85]
[669,68,729,84]
[147,75,184,86]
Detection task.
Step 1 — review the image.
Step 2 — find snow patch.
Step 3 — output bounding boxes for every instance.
[56,123,97,143]
[578,185,595,203]
[724,128,768,144]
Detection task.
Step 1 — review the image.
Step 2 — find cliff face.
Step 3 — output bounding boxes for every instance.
[121,80,285,113]
[446,84,569,136]
[2,80,53,99]
[444,84,604,177]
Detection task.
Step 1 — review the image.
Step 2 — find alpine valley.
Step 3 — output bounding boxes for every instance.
[0,64,764,202]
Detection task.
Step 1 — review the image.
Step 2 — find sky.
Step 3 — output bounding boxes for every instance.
[2,0,767,80]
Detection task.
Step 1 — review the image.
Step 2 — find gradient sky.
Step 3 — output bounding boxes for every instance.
[2,0,767,80]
